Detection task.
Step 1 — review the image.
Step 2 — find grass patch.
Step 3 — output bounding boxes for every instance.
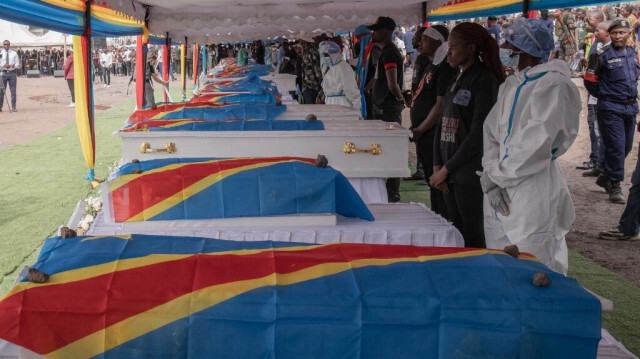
[0,94,140,294]
[400,164,431,207]
[569,250,640,356]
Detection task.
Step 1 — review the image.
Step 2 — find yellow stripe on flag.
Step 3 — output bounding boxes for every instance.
[45,248,533,359]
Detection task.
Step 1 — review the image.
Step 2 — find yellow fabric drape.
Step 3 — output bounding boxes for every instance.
[72,35,95,177]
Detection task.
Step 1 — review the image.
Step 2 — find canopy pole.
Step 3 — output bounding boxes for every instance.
[421,1,427,25]
[163,32,170,102]
[522,0,530,18]
[181,37,187,100]
[193,44,199,87]
[135,36,145,109]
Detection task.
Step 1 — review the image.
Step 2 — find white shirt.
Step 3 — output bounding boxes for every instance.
[0,49,19,71]
[100,52,113,67]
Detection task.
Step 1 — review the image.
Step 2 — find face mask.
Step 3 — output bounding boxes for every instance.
[321,56,333,68]
[499,48,520,68]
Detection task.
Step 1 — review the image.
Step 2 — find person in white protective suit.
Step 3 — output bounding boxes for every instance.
[317,41,361,111]
[479,18,582,274]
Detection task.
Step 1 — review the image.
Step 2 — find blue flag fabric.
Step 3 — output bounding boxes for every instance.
[122,119,324,132]
[150,103,286,122]
[202,73,281,97]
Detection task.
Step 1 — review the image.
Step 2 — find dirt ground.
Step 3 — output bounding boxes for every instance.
[0,74,182,149]
[1,74,638,286]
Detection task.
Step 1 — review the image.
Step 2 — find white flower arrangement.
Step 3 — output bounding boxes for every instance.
[76,190,103,235]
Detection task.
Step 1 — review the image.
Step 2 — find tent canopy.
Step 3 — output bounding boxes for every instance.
[94,0,425,43]
[0,19,67,47]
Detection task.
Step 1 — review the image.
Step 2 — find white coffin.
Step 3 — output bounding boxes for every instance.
[119,120,410,178]
[87,203,465,248]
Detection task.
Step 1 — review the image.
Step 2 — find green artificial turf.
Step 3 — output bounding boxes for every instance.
[399,164,431,207]
[0,96,137,295]
[0,90,638,355]
[568,251,640,356]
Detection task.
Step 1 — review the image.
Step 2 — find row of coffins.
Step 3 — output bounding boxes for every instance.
[0,58,601,359]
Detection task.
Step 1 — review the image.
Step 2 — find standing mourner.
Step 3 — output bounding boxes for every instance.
[368,16,406,202]
[580,16,609,177]
[143,55,169,110]
[402,27,416,66]
[100,48,112,87]
[254,41,265,65]
[317,41,361,112]
[406,26,430,182]
[0,40,19,112]
[300,40,322,105]
[584,19,639,204]
[481,18,581,274]
[429,22,505,248]
[353,25,379,119]
[93,49,101,83]
[485,16,501,43]
[410,25,457,218]
[555,9,577,62]
[278,42,297,75]
[20,50,26,77]
[237,45,248,67]
[621,5,637,46]
[63,50,74,107]
[411,27,430,94]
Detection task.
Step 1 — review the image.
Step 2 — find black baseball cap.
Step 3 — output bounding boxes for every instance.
[367,16,396,31]
[608,19,630,32]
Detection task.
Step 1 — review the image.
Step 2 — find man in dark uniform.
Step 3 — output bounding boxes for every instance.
[584,19,639,204]
[367,16,405,202]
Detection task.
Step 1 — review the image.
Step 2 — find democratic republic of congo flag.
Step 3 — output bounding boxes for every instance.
[210,64,273,79]
[120,118,324,132]
[105,157,373,222]
[127,102,286,125]
[190,92,278,105]
[200,73,281,97]
[0,234,601,358]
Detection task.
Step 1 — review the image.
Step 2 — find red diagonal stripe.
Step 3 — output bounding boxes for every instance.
[111,157,315,222]
[128,102,231,124]
[0,244,481,354]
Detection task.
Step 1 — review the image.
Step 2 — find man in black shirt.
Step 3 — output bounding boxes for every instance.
[367,16,405,202]
[144,55,168,110]
[254,41,265,65]
[279,42,298,75]
[410,25,457,218]
[406,26,430,181]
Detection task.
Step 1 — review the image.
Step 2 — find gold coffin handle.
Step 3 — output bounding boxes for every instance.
[139,142,177,154]
[343,142,382,155]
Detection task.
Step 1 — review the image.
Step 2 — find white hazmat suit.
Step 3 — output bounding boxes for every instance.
[319,41,361,112]
[482,59,581,274]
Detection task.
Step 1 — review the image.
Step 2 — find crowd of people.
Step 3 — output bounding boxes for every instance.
[200,9,636,274]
